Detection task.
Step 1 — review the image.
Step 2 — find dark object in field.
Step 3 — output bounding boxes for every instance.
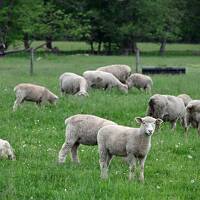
[142,67,186,74]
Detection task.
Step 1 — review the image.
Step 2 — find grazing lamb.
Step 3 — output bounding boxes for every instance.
[97,116,163,181]
[96,64,131,83]
[0,139,15,160]
[126,73,153,93]
[185,100,200,138]
[58,114,117,164]
[13,83,58,111]
[83,70,128,93]
[147,94,186,130]
[59,72,88,96]
[177,94,192,107]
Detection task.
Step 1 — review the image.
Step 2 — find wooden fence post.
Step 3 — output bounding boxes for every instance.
[30,48,34,75]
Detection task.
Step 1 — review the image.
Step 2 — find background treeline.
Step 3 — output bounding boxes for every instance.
[0,0,199,55]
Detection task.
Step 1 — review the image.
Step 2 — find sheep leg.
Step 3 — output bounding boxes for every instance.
[106,152,113,167]
[13,97,23,111]
[139,156,146,183]
[127,153,136,181]
[171,120,177,130]
[58,141,74,164]
[71,143,80,163]
[99,150,109,179]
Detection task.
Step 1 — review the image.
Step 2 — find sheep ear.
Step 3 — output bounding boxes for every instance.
[96,77,103,82]
[156,118,163,125]
[135,117,143,124]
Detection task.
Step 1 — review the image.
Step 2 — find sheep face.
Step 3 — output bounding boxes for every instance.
[75,91,89,97]
[119,84,128,94]
[135,117,163,136]
[48,95,59,104]
[126,76,134,89]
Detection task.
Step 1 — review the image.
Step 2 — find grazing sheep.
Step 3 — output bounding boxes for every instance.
[58,114,117,164]
[147,94,186,130]
[13,83,58,111]
[126,73,153,93]
[185,100,200,138]
[59,72,88,96]
[177,94,192,107]
[97,116,163,181]
[96,64,131,83]
[83,70,128,93]
[0,139,15,160]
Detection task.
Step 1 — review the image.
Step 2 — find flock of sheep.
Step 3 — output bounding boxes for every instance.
[1,64,200,182]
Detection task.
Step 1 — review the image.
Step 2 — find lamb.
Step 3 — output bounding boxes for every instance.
[126,73,153,93]
[146,94,186,130]
[177,94,192,107]
[96,64,131,83]
[97,116,163,181]
[0,139,15,160]
[83,70,128,93]
[59,72,89,96]
[13,83,58,111]
[58,114,117,164]
[185,100,200,138]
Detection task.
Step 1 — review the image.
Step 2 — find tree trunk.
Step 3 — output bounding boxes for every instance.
[97,41,102,54]
[46,36,52,49]
[107,41,111,55]
[90,41,94,54]
[159,38,167,55]
[23,33,30,49]
[132,41,138,54]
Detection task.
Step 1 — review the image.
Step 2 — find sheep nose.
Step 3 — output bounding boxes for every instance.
[148,130,153,134]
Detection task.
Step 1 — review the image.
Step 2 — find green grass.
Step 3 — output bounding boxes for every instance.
[0,43,200,199]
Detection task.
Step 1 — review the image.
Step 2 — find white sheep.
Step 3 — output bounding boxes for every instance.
[185,100,200,138]
[58,114,117,164]
[83,70,128,93]
[177,94,192,107]
[146,94,186,130]
[96,64,131,83]
[126,73,153,93]
[59,72,89,96]
[13,83,58,111]
[97,116,163,181]
[0,139,15,160]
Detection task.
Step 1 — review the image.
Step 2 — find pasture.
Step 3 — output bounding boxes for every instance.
[0,43,200,199]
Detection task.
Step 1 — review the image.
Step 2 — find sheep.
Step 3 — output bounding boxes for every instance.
[13,83,58,111]
[0,139,15,160]
[126,73,153,93]
[59,72,89,96]
[146,94,186,130]
[83,70,128,94]
[96,64,131,83]
[58,114,117,164]
[185,100,200,138]
[97,116,163,181]
[177,94,192,107]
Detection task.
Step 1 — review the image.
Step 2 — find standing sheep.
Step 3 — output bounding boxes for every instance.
[59,72,89,96]
[13,83,58,111]
[96,64,131,83]
[147,94,186,130]
[58,114,117,164]
[0,139,15,160]
[83,70,128,93]
[177,94,192,107]
[126,73,153,93]
[185,100,200,138]
[97,116,163,181]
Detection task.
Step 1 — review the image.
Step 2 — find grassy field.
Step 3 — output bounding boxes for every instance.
[0,43,200,199]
